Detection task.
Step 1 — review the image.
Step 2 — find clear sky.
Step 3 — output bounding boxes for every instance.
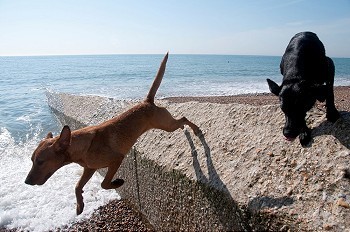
[0,0,349,57]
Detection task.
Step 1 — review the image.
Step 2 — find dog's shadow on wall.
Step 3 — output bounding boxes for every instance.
[184,130,229,194]
[311,111,350,149]
[184,130,294,228]
[184,130,250,230]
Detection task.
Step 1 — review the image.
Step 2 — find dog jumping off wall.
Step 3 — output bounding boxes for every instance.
[25,53,201,215]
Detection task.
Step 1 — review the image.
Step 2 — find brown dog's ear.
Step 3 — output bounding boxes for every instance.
[46,132,53,139]
[55,125,71,151]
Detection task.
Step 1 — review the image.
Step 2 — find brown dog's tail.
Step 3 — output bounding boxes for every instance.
[145,52,169,103]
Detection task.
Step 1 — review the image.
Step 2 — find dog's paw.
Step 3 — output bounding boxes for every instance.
[76,202,84,215]
[194,128,203,137]
[299,131,311,147]
[326,110,340,123]
[111,178,125,188]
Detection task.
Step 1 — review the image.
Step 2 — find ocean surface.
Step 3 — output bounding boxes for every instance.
[0,54,349,231]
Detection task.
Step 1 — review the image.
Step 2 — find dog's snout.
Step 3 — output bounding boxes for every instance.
[283,127,299,140]
[283,115,304,139]
[25,176,34,185]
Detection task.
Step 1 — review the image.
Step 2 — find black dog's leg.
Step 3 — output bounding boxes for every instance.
[325,57,340,122]
[299,126,311,147]
[299,125,311,147]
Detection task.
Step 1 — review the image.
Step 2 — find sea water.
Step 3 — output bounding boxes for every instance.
[0,54,349,231]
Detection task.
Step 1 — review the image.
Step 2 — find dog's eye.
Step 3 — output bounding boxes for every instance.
[36,160,44,166]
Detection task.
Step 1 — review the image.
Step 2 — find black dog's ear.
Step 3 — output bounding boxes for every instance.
[267,79,281,96]
[55,125,71,151]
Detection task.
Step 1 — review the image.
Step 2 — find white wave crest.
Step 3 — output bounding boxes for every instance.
[0,127,120,231]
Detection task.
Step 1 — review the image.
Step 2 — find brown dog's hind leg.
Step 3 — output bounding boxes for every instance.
[75,167,96,215]
[101,158,124,189]
[179,116,201,135]
[154,107,201,135]
[163,116,196,132]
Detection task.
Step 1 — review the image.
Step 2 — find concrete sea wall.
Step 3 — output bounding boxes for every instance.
[46,92,350,231]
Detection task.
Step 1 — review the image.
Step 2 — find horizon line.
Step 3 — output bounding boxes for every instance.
[0,53,349,59]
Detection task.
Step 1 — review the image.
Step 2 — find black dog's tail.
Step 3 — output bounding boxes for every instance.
[145,52,169,104]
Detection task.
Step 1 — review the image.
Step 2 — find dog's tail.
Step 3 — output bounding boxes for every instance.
[145,52,168,103]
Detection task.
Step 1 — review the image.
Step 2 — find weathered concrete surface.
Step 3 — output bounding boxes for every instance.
[46,92,350,231]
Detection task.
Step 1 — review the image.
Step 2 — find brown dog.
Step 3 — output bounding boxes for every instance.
[25,53,200,215]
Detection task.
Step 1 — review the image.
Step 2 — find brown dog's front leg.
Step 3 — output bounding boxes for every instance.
[101,158,124,189]
[75,167,96,215]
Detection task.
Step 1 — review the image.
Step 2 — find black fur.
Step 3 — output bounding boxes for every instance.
[267,32,340,146]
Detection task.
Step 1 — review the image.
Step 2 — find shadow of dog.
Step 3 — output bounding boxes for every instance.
[311,111,350,149]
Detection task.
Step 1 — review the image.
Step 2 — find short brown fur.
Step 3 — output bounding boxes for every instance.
[25,53,201,215]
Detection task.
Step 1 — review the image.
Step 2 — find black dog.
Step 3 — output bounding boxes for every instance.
[267,32,340,146]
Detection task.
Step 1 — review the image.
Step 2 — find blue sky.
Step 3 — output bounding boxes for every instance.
[0,0,349,57]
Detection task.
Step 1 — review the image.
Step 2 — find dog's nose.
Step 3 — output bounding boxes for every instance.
[283,128,299,140]
[284,136,296,142]
[25,176,34,185]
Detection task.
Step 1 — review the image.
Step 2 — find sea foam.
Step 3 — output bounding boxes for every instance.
[0,127,120,231]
